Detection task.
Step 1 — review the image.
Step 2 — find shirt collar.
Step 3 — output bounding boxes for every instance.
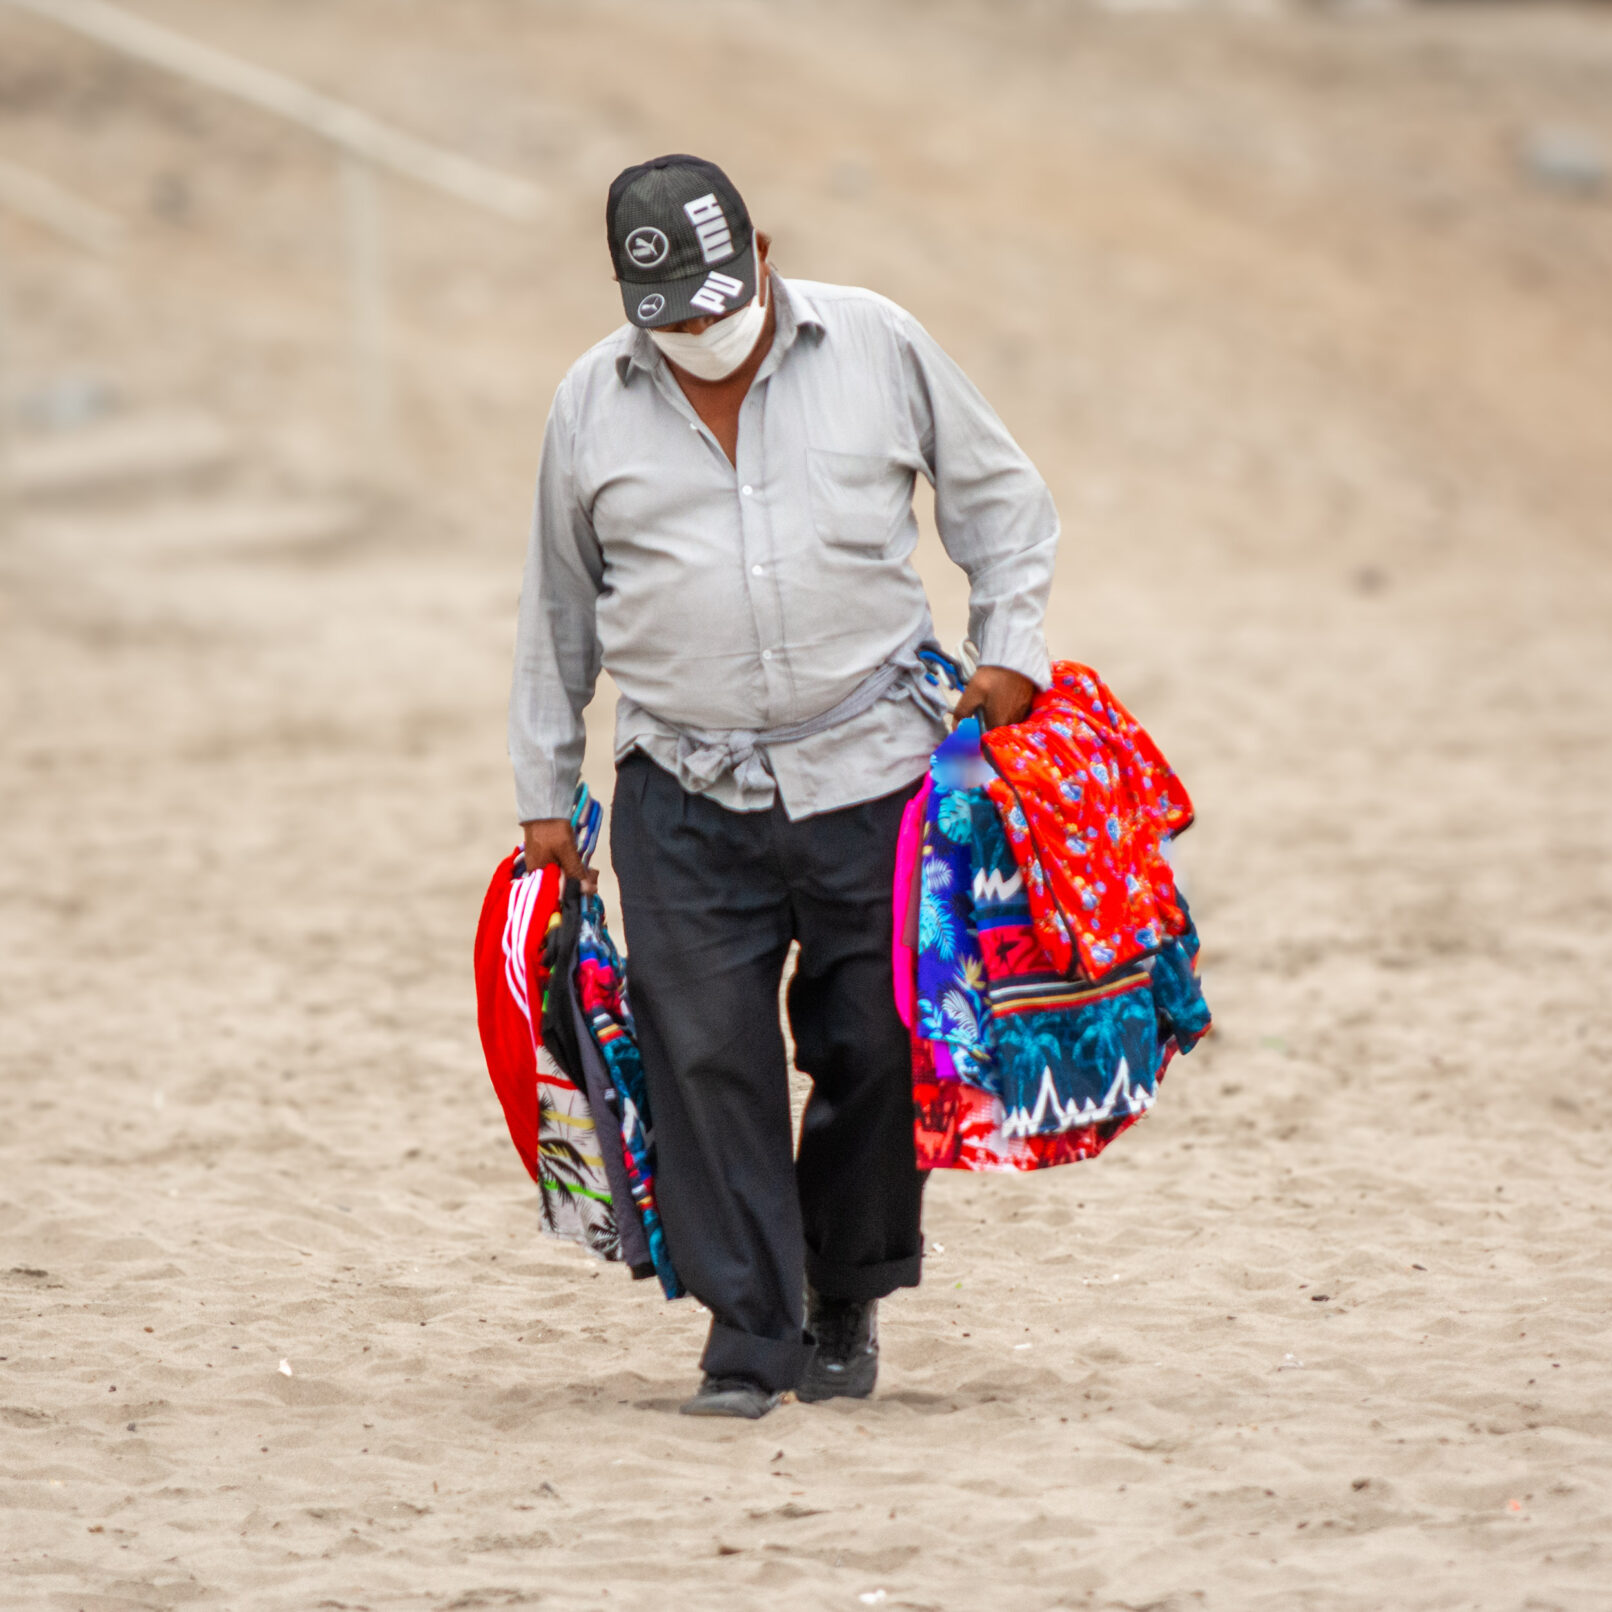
[614,272,825,386]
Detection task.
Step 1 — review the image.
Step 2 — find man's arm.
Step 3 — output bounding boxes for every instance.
[509,380,605,878]
[896,309,1059,728]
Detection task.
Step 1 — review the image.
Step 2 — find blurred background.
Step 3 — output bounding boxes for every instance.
[2,3,1611,1604]
[4,0,1608,1128]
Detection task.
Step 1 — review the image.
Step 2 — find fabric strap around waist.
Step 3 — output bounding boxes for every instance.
[644,621,951,797]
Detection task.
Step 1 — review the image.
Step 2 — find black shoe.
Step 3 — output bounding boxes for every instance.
[797,1288,878,1403]
[678,1374,782,1419]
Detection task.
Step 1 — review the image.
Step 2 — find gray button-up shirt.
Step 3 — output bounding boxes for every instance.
[509,274,1059,821]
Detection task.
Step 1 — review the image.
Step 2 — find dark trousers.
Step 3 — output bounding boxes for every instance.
[609,753,926,1392]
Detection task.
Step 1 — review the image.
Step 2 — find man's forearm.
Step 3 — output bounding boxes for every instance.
[965,528,1059,691]
[508,612,591,821]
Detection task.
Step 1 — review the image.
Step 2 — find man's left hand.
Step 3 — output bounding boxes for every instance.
[952,665,1037,732]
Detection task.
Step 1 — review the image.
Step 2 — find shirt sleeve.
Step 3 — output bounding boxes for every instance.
[896,308,1059,688]
[507,379,605,822]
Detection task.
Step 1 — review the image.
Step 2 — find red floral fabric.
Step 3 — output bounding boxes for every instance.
[982,663,1193,981]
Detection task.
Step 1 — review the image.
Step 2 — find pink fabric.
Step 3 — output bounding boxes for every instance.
[891,776,932,1029]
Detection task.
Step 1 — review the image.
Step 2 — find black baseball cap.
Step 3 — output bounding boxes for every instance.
[606,155,757,329]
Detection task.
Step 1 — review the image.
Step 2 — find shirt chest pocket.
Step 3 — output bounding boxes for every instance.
[806,448,905,553]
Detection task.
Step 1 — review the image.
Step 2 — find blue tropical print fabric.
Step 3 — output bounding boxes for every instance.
[915,720,1000,1094]
[1148,912,1211,1053]
[575,894,683,1299]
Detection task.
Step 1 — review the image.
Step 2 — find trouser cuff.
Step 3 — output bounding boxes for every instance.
[700,1320,816,1393]
[804,1245,923,1304]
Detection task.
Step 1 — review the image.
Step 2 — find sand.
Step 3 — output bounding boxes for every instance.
[3,1,1611,1608]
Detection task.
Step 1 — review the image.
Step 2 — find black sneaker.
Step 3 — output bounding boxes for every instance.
[797,1289,878,1403]
[678,1374,782,1419]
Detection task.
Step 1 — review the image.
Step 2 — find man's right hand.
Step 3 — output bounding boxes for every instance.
[521,818,598,893]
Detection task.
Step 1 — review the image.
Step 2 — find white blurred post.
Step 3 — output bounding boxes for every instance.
[1,1,548,488]
[0,223,12,540]
[1,0,544,220]
[341,150,392,476]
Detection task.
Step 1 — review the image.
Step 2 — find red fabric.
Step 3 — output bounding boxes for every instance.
[473,852,563,1186]
[983,663,1194,981]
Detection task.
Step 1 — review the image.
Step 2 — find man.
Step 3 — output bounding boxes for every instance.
[509,154,1058,1418]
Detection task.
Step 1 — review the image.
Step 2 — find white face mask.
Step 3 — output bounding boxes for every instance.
[650,251,769,381]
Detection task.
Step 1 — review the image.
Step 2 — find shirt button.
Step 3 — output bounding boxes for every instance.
[762,649,773,661]
[751,564,764,576]
[741,485,753,496]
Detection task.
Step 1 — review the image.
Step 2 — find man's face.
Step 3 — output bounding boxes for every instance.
[656,232,771,335]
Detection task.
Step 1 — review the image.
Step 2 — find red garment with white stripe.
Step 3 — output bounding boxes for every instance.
[473,852,562,1186]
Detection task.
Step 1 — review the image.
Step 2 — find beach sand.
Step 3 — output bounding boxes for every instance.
[2,2,1611,1607]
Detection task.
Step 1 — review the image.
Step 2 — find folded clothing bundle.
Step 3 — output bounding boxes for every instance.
[896,663,1211,1172]
[473,790,682,1297]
